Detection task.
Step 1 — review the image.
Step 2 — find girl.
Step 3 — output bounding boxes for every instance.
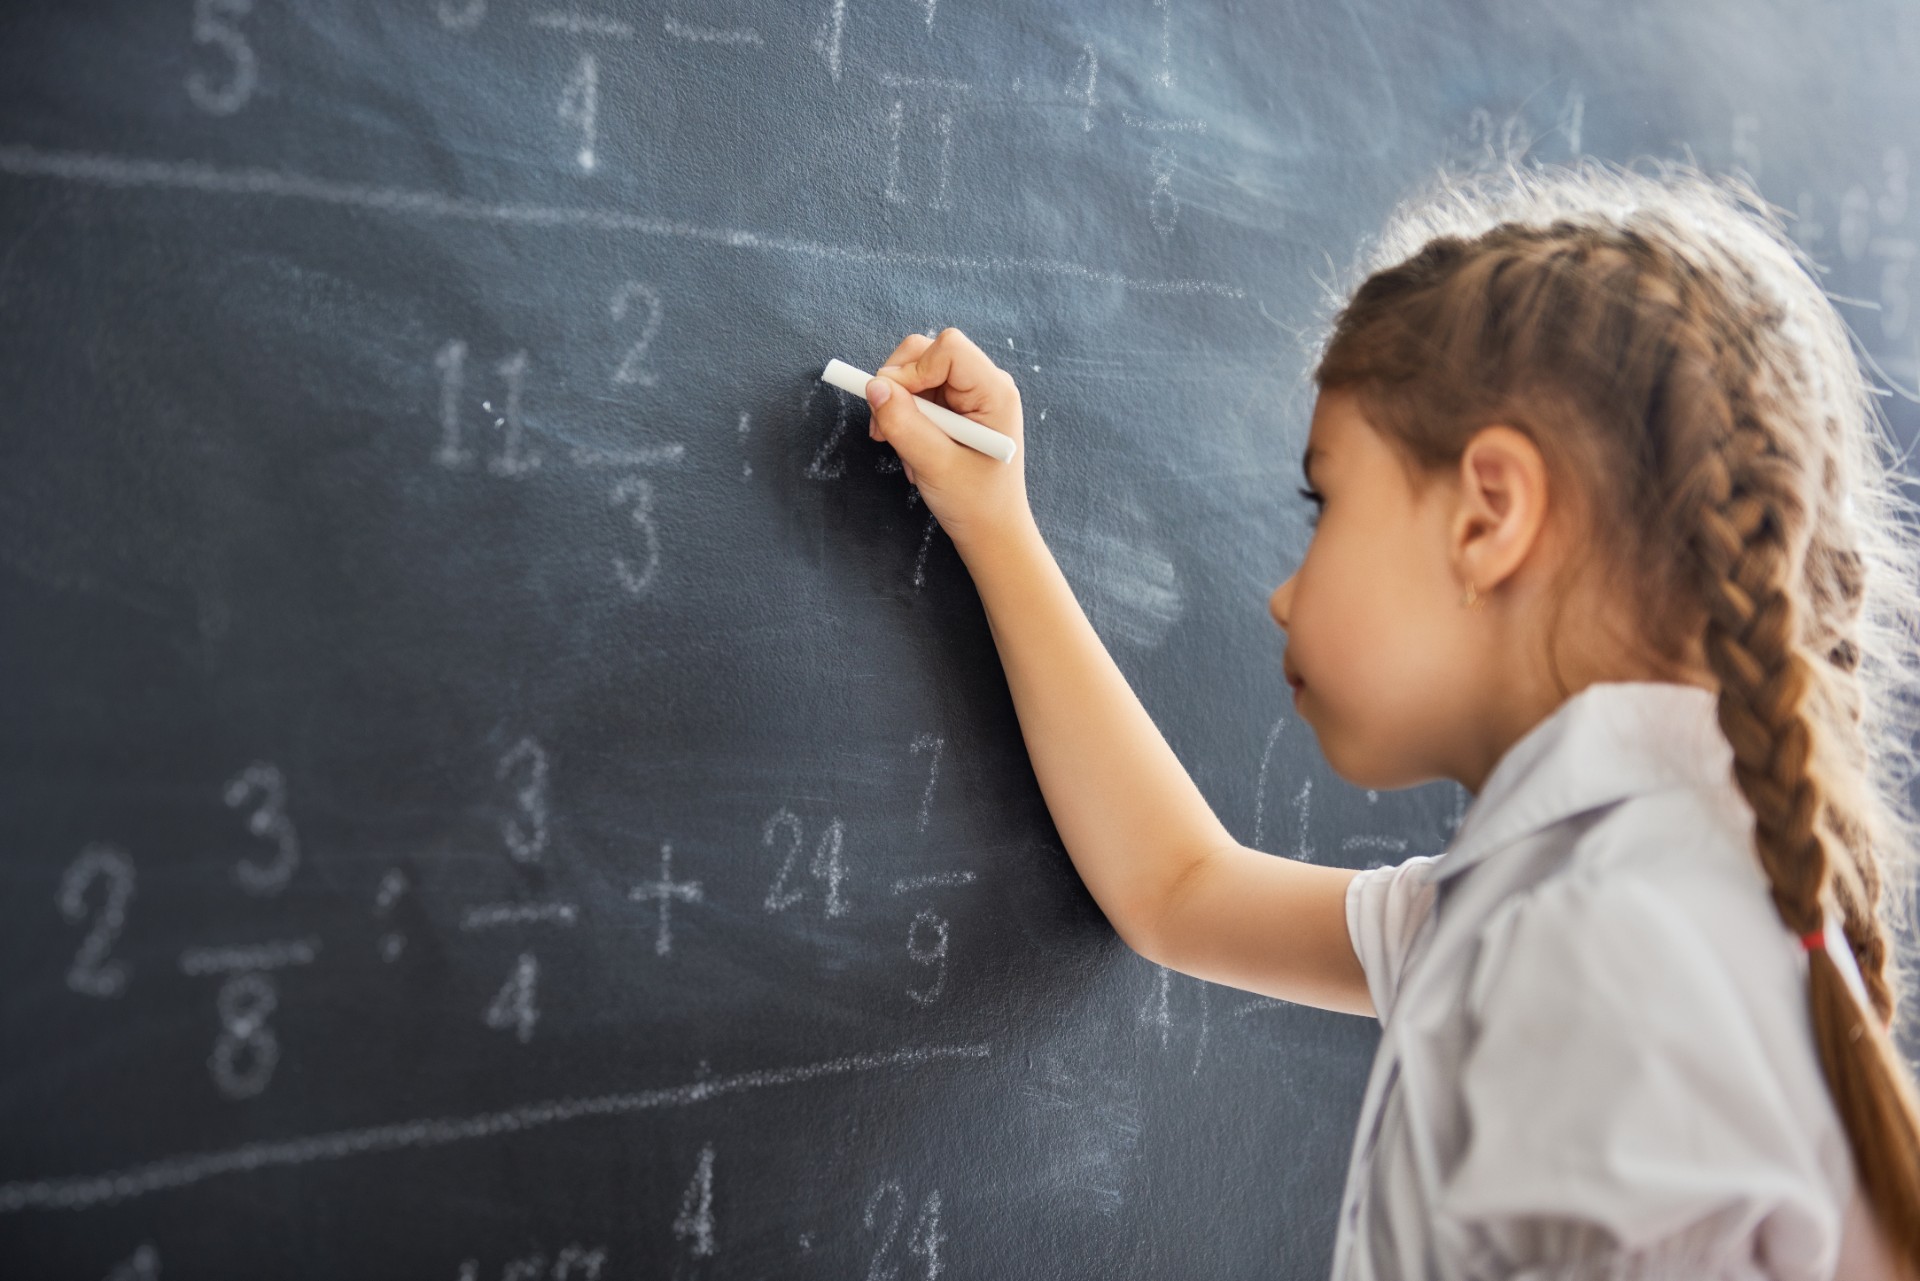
[858,159,1920,1278]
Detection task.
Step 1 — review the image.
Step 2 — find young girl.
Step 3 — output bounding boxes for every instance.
[858,160,1920,1278]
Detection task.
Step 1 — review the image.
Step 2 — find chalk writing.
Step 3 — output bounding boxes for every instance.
[186,0,256,116]
[58,844,135,998]
[1147,143,1179,236]
[462,902,578,930]
[496,737,550,863]
[209,971,279,1098]
[490,351,540,476]
[0,145,1248,297]
[529,10,631,38]
[762,809,850,918]
[890,872,974,894]
[1251,715,1285,852]
[559,52,599,171]
[179,937,319,976]
[912,515,938,592]
[672,1143,718,1258]
[863,1181,945,1280]
[609,281,663,386]
[226,762,300,895]
[0,1043,994,1212]
[458,1245,606,1280]
[1073,44,1099,131]
[806,389,852,480]
[812,0,847,83]
[628,843,702,956]
[910,732,944,832]
[1153,0,1175,89]
[905,909,949,1005]
[484,952,539,1043]
[610,474,661,594]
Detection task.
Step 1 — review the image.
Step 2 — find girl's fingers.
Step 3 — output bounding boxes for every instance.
[881,332,935,370]
[876,333,948,412]
[878,328,1019,432]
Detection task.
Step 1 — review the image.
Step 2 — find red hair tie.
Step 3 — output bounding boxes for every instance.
[1799,929,1825,952]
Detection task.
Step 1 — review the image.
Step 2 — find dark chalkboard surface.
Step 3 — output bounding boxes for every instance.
[3,1,1918,1277]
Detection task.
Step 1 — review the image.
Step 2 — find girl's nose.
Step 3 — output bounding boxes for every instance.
[1269,576,1294,631]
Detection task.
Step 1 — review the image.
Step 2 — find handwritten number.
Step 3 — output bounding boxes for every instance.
[496,737,549,864]
[186,0,256,116]
[610,476,661,595]
[672,1143,718,1259]
[610,283,664,387]
[209,971,279,1098]
[905,909,949,1005]
[58,844,135,998]
[484,951,539,1043]
[763,810,849,917]
[226,762,300,895]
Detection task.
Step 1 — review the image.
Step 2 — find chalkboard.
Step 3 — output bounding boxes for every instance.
[3,1,1918,1277]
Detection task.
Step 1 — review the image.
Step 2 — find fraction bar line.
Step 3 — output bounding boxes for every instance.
[0,144,1245,299]
[0,1041,991,1214]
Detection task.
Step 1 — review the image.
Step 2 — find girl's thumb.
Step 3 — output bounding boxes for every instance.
[866,375,944,462]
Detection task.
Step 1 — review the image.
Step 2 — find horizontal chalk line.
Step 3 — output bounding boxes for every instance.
[529,11,635,38]
[459,901,579,930]
[891,871,977,893]
[178,936,320,975]
[0,144,1244,299]
[0,1041,991,1214]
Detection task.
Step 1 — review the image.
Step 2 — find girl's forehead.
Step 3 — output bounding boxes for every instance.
[1305,390,1372,463]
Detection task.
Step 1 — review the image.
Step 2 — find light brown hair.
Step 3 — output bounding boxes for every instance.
[1314,157,1920,1262]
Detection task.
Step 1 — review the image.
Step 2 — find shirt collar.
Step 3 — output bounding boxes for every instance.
[1433,680,1732,883]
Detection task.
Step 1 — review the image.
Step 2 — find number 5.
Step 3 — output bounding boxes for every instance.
[186,0,257,116]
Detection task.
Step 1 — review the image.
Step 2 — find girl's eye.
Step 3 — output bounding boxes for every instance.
[1296,485,1325,529]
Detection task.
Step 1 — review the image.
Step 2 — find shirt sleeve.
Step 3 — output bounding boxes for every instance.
[1344,853,1441,1025]
[1437,870,1841,1279]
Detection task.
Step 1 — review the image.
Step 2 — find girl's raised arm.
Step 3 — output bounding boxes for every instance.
[861,328,1373,1017]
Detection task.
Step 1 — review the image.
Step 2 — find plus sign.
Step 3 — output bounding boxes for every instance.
[628,843,703,956]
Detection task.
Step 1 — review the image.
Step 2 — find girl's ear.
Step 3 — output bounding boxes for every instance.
[1450,424,1551,596]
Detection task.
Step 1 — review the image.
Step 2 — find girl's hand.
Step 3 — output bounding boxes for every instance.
[864,327,1032,559]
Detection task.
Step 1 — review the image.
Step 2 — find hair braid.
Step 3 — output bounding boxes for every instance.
[1614,225,1920,1262]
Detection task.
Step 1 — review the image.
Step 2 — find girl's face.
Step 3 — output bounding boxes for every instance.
[1268,389,1508,794]
[1271,389,1717,797]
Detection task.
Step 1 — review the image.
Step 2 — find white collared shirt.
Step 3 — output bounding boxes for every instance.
[1333,681,1905,1280]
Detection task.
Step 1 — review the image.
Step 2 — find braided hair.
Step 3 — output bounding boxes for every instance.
[1314,158,1920,1263]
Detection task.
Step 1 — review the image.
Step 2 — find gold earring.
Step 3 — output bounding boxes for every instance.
[1461,582,1481,609]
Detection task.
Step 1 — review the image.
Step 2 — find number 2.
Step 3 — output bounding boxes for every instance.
[59,844,136,998]
[610,283,664,387]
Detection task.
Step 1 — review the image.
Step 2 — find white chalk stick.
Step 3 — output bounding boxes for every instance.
[820,358,1018,464]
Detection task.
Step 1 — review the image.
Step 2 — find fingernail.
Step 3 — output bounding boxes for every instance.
[867,378,892,406]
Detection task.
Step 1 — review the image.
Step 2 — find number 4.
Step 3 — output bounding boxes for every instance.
[484,952,539,1043]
